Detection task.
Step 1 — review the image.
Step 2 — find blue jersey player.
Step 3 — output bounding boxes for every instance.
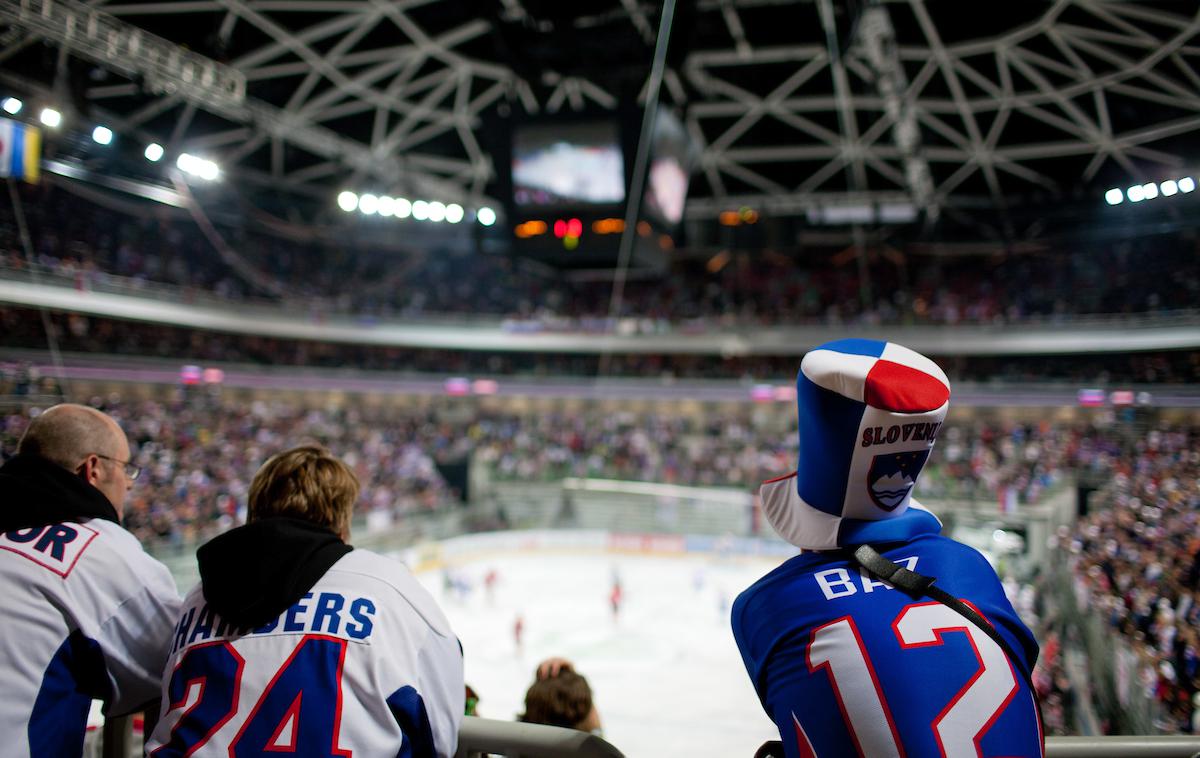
[732,340,1043,758]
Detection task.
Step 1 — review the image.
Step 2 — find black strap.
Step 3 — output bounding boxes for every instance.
[852,544,1037,693]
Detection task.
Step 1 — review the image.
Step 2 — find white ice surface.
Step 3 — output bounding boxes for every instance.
[415,551,781,758]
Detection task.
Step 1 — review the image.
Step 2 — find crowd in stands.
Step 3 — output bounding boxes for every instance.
[0,387,1073,548]
[0,396,460,547]
[4,306,1200,385]
[1067,424,1200,734]
[3,183,1199,330]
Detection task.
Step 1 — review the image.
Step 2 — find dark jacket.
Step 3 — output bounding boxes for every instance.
[0,454,119,532]
[197,517,352,629]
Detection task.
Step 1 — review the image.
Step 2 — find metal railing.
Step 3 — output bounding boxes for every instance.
[456,718,624,757]
[97,715,1200,757]
[1045,736,1200,757]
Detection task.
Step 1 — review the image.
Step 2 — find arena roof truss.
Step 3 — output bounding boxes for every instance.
[1,0,1199,230]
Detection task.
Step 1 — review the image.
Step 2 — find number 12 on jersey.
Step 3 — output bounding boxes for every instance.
[804,602,1032,758]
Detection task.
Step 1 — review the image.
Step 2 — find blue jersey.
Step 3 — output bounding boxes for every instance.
[733,534,1042,758]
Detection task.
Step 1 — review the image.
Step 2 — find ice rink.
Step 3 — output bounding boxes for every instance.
[415,550,782,757]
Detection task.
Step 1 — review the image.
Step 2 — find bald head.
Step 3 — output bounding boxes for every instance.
[18,404,134,514]
[19,404,124,471]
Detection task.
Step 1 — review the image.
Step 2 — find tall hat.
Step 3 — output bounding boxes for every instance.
[761,338,949,550]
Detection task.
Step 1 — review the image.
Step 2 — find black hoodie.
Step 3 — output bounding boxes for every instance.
[197,517,353,629]
[0,454,120,531]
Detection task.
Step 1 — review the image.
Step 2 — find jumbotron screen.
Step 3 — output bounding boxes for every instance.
[512,122,625,207]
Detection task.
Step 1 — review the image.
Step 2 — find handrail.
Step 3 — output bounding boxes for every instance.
[455,717,624,757]
[1044,736,1200,757]
[96,712,1200,756]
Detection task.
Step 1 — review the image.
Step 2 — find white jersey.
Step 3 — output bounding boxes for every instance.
[0,518,181,756]
[147,549,464,757]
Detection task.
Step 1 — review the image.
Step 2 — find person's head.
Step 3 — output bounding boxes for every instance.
[519,669,601,734]
[18,403,136,515]
[247,445,359,540]
[760,339,951,550]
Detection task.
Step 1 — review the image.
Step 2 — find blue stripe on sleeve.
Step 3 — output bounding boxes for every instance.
[387,685,437,758]
[29,631,110,757]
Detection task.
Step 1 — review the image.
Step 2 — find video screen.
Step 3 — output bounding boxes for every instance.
[643,111,694,226]
[512,122,625,206]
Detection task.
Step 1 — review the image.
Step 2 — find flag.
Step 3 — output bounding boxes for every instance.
[0,118,41,182]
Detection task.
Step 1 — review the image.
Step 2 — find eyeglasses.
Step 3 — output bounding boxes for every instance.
[93,453,141,482]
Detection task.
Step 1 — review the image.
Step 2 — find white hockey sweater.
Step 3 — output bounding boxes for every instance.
[147,548,464,757]
[0,518,181,756]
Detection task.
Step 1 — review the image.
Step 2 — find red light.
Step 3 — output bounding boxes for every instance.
[567,218,583,237]
[553,219,567,238]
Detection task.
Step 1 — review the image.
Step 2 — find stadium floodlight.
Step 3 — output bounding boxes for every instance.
[337,190,358,212]
[1161,180,1179,197]
[394,197,412,219]
[144,143,164,162]
[477,207,497,226]
[1142,182,1159,200]
[427,201,446,222]
[1180,177,1196,193]
[1104,188,1123,205]
[1127,184,1146,202]
[358,193,379,215]
[445,203,464,224]
[91,126,113,145]
[1,97,21,115]
[39,107,61,128]
[377,195,396,217]
[177,153,219,181]
[411,200,430,221]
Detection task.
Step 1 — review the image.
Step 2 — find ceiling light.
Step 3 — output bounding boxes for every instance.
[39,108,61,128]
[176,153,219,181]
[337,191,358,212]
[445,203,464,224]
[1104,188,1123,205]
[477,207,497,226]
[1142,182,1158,200]
[144,143,164,162]
[1160,180,1178,197]
[1,97,22,115]
[394,197,412,219]
[377,195,396,217]
[358,193,379,215]
[412,200,430,220]
[1180,177,1196,193]
[1127,184,1145,203]
[427,201,446,222]
[91,126,113,145]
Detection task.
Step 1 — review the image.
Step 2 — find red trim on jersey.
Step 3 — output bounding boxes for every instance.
[807,615,907,758]
[892,601,1018,758]
[792,712,818,758]
[0,522,99,578]
[263,693,302,752]
[330,637,352,758]
[762,471,798,485]
[229,634,352,758]
[151,641,246,758]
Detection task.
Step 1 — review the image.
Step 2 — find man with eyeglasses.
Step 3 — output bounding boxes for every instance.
[0,403,181,756]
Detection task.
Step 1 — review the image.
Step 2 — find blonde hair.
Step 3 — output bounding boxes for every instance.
[247,446,359,536]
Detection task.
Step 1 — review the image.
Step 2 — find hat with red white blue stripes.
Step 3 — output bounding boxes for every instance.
[760,338,950,550]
